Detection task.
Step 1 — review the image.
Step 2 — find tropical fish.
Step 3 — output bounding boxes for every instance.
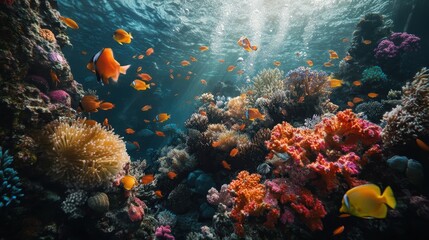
[339,184,396,219]
[245,108,265,121]
[136,66,142,72]
[155,131,165,137]
[141,105,152,111]
[87,48,130,85]
[200,79,207,85]
[341,38,349,43]
[212,141,220,148]
[352,97,363,104]
[146,48,154,56]
[221,160,231,170]
[99,102,115,110]
[352,80,362,86]
[50,69,60,87]
[181,60,191,66]
[236,70,244,75]
[218,59,225,63]
[332,226,345,236]
[138,73,152,81]
[416,138,429,151]
[368,92,379,98]
[138,54,144,59]
[230,148,239,157]
[144,119,151,123]
[59,16,79,29]
[132,141,140,150]
[362,39,372,45]
[347,101,354,107]
[343,55,353,61]
[121,175,137,190]
[154,113,170,123]
[199,110,207,116]
[329,78,343,88]
[113,29,133,45]
[239,123,246,131]
[103,118,112,129]
[167,171,177,180]
[141,174,154,184]
[125,128,135,134]
[199,46,209,51]
[190,56,197,62]
[237,36,258,52]
[323,61,334,67]
[84,119,97,126]
[78,95,102,112]
[130,80,151,91]
[329,50,339,59]
[306,60,314,67]
[227,65,236,72]
[273,61,281,67]
[154,190,163,198]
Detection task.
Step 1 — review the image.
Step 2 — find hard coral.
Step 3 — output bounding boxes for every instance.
[375,32,421,59]
[41,119,130,189]
[0,147,24,208]
[39,28,56,43]
[242,68,284,104]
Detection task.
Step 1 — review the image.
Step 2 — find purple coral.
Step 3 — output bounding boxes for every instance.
[206,184,233,208]
[375,32,420,59]
[49,52,66,65]
[48,90,71,106]
[155,225,175,240]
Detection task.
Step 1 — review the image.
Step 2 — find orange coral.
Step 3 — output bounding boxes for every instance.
[39,28,56,43]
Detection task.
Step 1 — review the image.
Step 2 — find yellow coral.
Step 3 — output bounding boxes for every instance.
[39,28,56,43]
[226,95,248,118]
[42,119,130,189]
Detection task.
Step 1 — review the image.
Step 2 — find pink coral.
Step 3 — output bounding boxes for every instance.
[48,90,71,106]
[206,184,233,208]
[127,196,146,222]
[155,225,175,240]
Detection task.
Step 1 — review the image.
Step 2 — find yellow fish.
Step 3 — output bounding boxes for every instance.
[154,113,170,123]
[113,29,133,45]
[121,175,137,190]
[130,80,151,91]
[329,78,343,88]
[340,184,396,219]
[59,16,79,29]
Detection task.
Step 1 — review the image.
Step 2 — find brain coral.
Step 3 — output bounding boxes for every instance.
[42,119,130,189]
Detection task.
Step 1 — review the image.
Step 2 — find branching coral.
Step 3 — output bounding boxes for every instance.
[242,68,285,104]
[0,147,24,208]
[185,113,208,132]
[158,145,196,174]
[361,66,387,85]
[285,67,330,99]
[42,119,130,189]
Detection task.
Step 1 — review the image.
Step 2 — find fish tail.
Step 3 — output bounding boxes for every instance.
[120,64,131,75]
[382,186,396,209]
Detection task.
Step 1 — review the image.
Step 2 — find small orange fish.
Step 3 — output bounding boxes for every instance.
[138,55,144,59]
[136,66,142,72]
[237,36,258,52]
[138,73,152,81]
[125,128,135,134]
[50,69,60,87]
[237,70,244,75]
[342,38,349,43]
[154,113,170,123]
[416,138,429,151]
[347,101,354,107]
[221,160,231,170]
[332,226,345,236]
[339,213,351,218]
[113,29,133,45]
[155,131,165,137]
[298,96,305,103]
[343,55,353,61]
[245,108,265,121]
[227,65,236,72]
[59,16,79,29]
[199,110,207,116]
[84,119,97,126]
[81,50,87,55]
[362,39,372,45]
[306,60,313,67]
[132,141,140,150]
[230,148,239,157]
[131,80,151,91]
[212,141,220,148]
[200,79,207,85]
[99,102,115,110]
[218,59,225,63]
[141,174,154,184]
[141,105,152,111]
[239,123,246,131]
[324,61,334,67]
[190,56,197,62]
[329,78,343,88]
[368,92,379,98]
[154,190,163,198]
[181,60,191,66]
[167,171,177,180]
[146,48,154,56]
[199,46,209,51]
[144,119,151,123]
[352,80,362,86]
[329,50,339,59]
[352,97,363,104]
[273,61,281,67]
[121,175,137,190]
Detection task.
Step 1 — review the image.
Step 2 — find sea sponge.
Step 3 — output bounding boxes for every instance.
[226,95,248,119]
[39,28,56,43]
[42,119,130,189]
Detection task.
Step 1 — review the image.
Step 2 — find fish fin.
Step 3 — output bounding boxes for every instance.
[147,84,151,89]
[129,32,133,39]
[118,41,123,45]
[120,64,131,75]
[382,186,396,209]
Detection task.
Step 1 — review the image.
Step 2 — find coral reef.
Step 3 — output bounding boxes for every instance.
[87,192,110,213]
[158,145,196,175]
[61,190,88,219]
[0,147,24,208]
[242,68,285,104]
[206,184,233,208]
[361,66,388,85]
[41,119,130,189]
[185,113,209,132]
[374,32,421,60]
[355,101,385,123]
[155,225,175,240]
[157,210,177,226]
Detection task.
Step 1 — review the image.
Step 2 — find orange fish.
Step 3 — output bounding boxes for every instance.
[245,108,265,121]
[239,123,246,131]
[125,128,135,134]
[59,16,79,29]
[221,160,231,170]
[50,69,60,87]
[87,48,130,85]
[273,61,281,67]
[167,171,177,180]
[132,141,140,150]
[341,38,349,43]
[237,70,244,75]
[131,80,151,91]
[332,226,345,236]
[306,60,314,67]
[103,118,111,129]
[113,29,133,45]
[352,97,363,104]
[199,110,207,116]
[199,46,209,51]
[347,101,354,107]
[99,102,115,110]
[181,60,191,66]
[329,50,339,59]
[237,36,258,52]
[343,55,353,61]
[190,56,197,62]
[339,213,351,218]
[121,175,137,190]
[146,48,154,56]
[154,190,163,198]
[144,119,151,123]
[141,105,152,111]
[323,61,334,67]
[141,174,154,184]
[329,78,343,88]
[352,80,362,86]
[416,138,429,151]
[368,92,379,98]
[136,66,142,72]
[138,73,152,81]
[212,141,220,148]
[230,148,239,157]
[84,119,97,126]
[227,65,236,72]
[362,39,372,45]
[200,79,207,85]
[78,95,102,113]
[154,113,170,123]
[155,131,165,137]
[138,55,144,59]
[218,59,225,63]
